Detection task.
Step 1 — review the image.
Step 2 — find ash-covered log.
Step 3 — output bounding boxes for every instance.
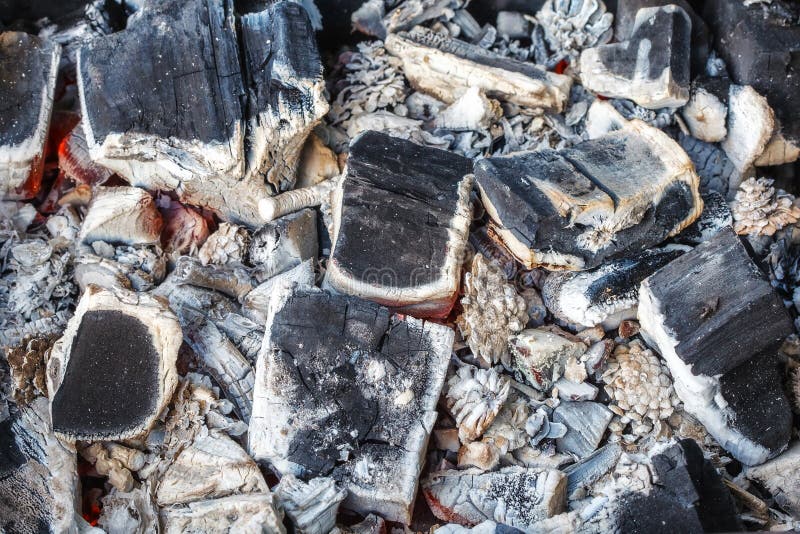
[580,5,691,109]
[385,26,572,111]
[324,131,473,318]
[76,0,269,225]
[638,228,794,465]
[249,286,453,524]
[241,1,327,194]
[475,119,702,271]
[0,32,60,199]
[47,285,181,441]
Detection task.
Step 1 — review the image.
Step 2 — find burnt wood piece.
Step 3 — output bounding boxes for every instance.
[46,285,181,441]
[241,2,327,193]
[673,191,732,246]
[248,208,318,282]
[59,120,114,185]
[614,0,708,77]
[702,0,800,144]
[580,5,691,109]
[745,441,800,517]
[542,247,685,329]
[324,131,473,318]
[248,286,453,524]
[76,0,270,225]
[384,27,572,111]
[677,134,736,196]
[0,32,60,199]
[553,401,613,459]
[78,186,163,246]
[475,119,702,271]
[160,494,285,534]
[638,228,794,465]
[0,398,80,533]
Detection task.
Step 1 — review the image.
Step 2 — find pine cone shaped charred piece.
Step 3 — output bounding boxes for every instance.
[731,177,800,237]
[446,365,511,443]
[6,334,55,404]
[457,254,527,368]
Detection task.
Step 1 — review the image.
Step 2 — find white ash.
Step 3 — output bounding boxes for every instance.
[274,474,347,534]
[536,0,614,61]
[98,482,159,534]
[731,177,800,237]
[446,364,511,443]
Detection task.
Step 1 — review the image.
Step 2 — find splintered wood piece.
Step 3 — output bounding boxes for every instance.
[241,2,328,193]
[47,285,181,442]
[0,398,80,533]
[249,286,453,524]
[156,431,268,506]
[385,27,572,111]
[475,119,702,271]
[160,494,285,534]
[324,131,473,318]
[76,0,270,226]
[638,228,794,465]
[422,467,566,528]
[0,32,60,199]
[172,256,255,300]
[542,247,686,329]
[79,186,163,246]
[580,5,691,109]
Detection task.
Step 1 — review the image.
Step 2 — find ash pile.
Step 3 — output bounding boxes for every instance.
[2,0,800,532]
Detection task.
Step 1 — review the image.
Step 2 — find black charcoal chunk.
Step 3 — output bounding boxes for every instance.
[639,228,794,465]
[47,286,181,441]
[249,286,453,523]
[673,191,732,245]
[564,443,622,500]
[324,131,473,318]
[702,0,800,144]
[542,247,686,329]
[553,401,613,459]
[580,5,691,109]
[611,489,704,534]
[475,120,702,270]
[0,32,60,199]
[678,134,736,196]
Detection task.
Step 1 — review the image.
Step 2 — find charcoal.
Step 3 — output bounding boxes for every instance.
[173,256,255,300]
[78,186,163,246]
[553,401,613,458]
[241,260,315,325]
[702,0,800,145]
[580,6,691,109]
[510,328,586,391]
[650,439,742,532]
[249,286,453,524]
[638,228,794,465]
[324,131,473,318]
[475,119,702,271]
[746,441,800,516]
[563,443,622,500]
[542,248,686,329]
[0,398,80,533]
[160,494,285,534]
[673,191,732,246]
[681,86,727,144]
[47,285,181,441]
[249,208,318,281]
[0,32,60,199]
[241,2,327,193]
[274,474,347,534]
[677,134,736,196]
[385,27,572,111]
[422,467,566,528]
[609,489,704,534]
[76,0,269,225]
[613,0,708,77]
[58,120,114,186]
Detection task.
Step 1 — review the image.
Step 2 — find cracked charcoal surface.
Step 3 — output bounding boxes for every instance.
[51,310,160,438]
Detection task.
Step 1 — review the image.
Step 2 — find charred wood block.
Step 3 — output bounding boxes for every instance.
[241,1,327,193]
[638,228,794,465]
[160,494,285,534]
[564,443,622,500]
[47,285,181,441]
[651,439,743,533]
[325,131,473,318]
[0,398,80,533]
[580,5,691,109]
[542,247,686,329]
[76,0,270,225]
[79,186,163,246]
[475,119,702,271]
[422,467,566,528]
[249,286,453,524]
[385,26,571,111]
[0,32,60,199]
[702,0,800,144]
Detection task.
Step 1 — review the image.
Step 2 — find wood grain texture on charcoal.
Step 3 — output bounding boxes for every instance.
[0,32,60,199]
[325,131,473,318]
[249,286,453,524]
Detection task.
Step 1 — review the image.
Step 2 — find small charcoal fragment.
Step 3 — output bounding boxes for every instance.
[553,401,613,458]
[0,32,60,199]
[475,119,702,270]
[580,5,691,109]
[510,328,586,391]
[47,285,181,441]
[639,228,794,465]
[324,131,473,318]
[248,208,318,281]
[564,443,622,500]
[746,441,800,517]
[249,286,453,523]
